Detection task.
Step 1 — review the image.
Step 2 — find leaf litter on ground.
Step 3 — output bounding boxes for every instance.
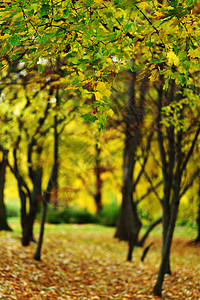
[0,223,199,299]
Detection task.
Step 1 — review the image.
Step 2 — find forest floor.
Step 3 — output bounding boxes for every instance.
[0,221,199,300]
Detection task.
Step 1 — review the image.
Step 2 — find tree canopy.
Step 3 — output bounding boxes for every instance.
[1,0,200,127]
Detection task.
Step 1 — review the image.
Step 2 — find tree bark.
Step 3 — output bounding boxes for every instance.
[0,149,12,231]
[34,91,59,260]
[115,64,145,243]
[156,78,176,275]
[153,171,181,296]
[52,100,59,209]
[29,167,43,241]
[154,119,200,296]
[154,126,183,296]
[94,142,103,213]
[34,196,47,261]
[137,218,162,247]
[195,171,200,243]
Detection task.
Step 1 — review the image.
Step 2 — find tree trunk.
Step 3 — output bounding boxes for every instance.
[154,120,184,296]
[53,109,59,209]
[19,187,30,246]
[34,95,59,260]
[156,78,176,275]
[0,150,12,231]
[115,160,142,241]
[34,197,47,261]
[195,172,200,243]
[162,184,172,275]
[115,63,145,243]
[29,167,43,242]
[94,143,103,214]
[153,175,181,296]
[33,167,56,260]
[137,218,162,247]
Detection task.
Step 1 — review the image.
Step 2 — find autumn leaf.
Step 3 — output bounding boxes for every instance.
[166,51,180,66]
[0,223,199,300]
[94,82,111,101]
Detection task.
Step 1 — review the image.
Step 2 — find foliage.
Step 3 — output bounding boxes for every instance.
[46,206,99,224]
[0,0,200,126]
[46,203,121,226]
[99,200,120,227]
[0,0,200,296]
[5,203,20,218]
[0,223,199,299]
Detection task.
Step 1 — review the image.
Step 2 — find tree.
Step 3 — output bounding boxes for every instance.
[1,0,199,124]
[0,147,11,231]
[195,168,200,243]
[153,79,200,296]
[1,0,200,296]
[114,64,154,261]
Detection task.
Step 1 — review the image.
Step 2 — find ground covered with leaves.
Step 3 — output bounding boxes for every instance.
[0,222,199,299]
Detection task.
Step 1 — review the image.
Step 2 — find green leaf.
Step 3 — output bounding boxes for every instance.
[38,64,44,74]
[40,4,50,16]
[168,0,178,7]
[81,114,91,121]
[7,35,21,46]
[81,114,98,122]
[186,0,194,5]
[85,0,94,7]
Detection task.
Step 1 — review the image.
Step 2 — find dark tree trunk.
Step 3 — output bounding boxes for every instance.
[20,188,30,246]
[15,162,42,246]
[34,196,47,261]
[94,143,103,214]
[115,63,145,245]
[52,106,59,209]
[156,78,176,275]
[29,167,43,242]
[141,242,154,262]
[34,163,57,260]
[195,172,200,243]
[154,172,181,296]
[196,203,200,243]
[0,150,12,231]
[137,218,162,247]
[34,91,59,260]
[154,119,200,296]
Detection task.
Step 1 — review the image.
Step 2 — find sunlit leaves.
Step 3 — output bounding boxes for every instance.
[166,51,180,66]
[95,82,111,102]
[7,35,20,46]
[0,0,200,127]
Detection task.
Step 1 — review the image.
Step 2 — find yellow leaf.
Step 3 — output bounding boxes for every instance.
[107,109,114,117]
[96,81,106,92]
[188,48,200,58]
[95,82,111,99]
[166,51,180,66]
[94,91,102,101]
[138,1,149,10]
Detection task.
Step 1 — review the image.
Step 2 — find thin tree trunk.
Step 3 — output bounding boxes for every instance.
[53,104,59,209]
[137,218,162,247]
[195,172,200,243]
[153,175,181,296]
[115,63,145,243]
[0,150,12,231]
[29,167,43,242]
[34,91,59,260]
[19,188,30,246]
[156,78,175,275]
[94,143,103,213]
[34,197,47,261]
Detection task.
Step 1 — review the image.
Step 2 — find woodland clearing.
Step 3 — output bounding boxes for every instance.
[0,222,199,300]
